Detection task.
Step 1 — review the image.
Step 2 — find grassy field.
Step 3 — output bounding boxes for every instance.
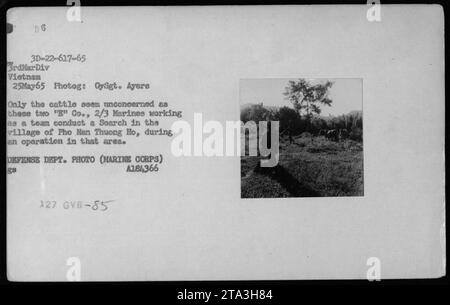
[241,134,364,198]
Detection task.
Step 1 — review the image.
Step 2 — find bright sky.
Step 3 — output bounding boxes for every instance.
[240,78,362,117]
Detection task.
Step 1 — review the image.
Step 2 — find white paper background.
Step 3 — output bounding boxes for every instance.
[7,5,445,280]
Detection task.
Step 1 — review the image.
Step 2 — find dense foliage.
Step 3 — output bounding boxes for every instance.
[240,103,363,141]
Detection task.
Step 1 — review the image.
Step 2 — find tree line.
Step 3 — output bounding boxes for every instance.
[240,103,363,142]
[240,79,362,142]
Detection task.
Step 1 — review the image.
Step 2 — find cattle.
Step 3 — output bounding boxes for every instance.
[326,129,339,141]
[338,128,349,140]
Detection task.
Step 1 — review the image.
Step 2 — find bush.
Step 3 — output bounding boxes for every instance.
[349,127,363,142]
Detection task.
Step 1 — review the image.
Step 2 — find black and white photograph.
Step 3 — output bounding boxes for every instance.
[241,78,363,198]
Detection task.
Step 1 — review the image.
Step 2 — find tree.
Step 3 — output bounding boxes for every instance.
[283,79,334,130]
[240,103,270,123]
[275,106,301,133]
